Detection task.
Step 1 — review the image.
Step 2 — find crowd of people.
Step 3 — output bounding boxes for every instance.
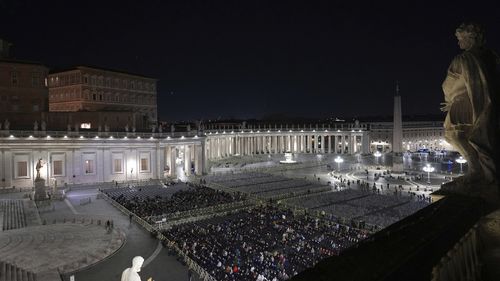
[102,183,246,221]
[163,205,368,281]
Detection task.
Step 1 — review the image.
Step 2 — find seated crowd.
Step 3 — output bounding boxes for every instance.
[163,205,368,281]
[102,184,246,221]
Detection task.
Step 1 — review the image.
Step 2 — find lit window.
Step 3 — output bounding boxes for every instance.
[84,160,94,174]
[80,123,91,129]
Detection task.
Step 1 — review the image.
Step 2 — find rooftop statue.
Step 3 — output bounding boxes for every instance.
[441,22,500,197]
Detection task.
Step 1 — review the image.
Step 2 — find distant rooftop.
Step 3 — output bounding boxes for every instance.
[0,58,47,66]
[49,65,157,80]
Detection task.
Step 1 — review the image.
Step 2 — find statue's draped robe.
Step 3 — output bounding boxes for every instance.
[442,48,500,182]
[121,268,141,281]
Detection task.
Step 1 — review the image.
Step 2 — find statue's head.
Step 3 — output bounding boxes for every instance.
[131,256,144,272]
[455,22,485,50]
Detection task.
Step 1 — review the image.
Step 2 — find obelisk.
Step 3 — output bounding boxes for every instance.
[392,83,404,173]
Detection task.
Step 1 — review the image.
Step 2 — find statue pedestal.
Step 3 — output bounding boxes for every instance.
[34,178,48,201]
[391,153,404,174]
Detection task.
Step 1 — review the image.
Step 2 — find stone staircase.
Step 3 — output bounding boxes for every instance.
[0,261,37,281]
[0,200,27,231]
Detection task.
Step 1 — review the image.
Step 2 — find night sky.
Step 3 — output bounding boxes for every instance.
[1,0,499,121]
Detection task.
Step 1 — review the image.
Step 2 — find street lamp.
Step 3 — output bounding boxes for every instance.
[456,156,467,174]
[334,156,344,172]
[423,164,435,184]
[373,151,382,166]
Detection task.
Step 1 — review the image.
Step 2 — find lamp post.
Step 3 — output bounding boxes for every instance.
[373,151,382,167]
[456,156,467,174]
[334,156,344,172]
[423,164,435,184]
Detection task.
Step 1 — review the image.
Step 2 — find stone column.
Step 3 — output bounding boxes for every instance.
[184,145,191,176]
[170,146,176,177]
[334,135,339,154]
[300,135,304,153]
[314,135,318,153]
[194,145,203,175]
[328,136,332,153]
[320,135,325,153]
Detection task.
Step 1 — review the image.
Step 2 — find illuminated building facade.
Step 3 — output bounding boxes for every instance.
[48,66,158,130]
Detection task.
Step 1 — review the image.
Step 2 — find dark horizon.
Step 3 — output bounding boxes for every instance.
[1,0,499,122]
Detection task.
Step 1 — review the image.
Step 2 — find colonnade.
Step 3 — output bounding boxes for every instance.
[165,143,205,177]
[205,131,369,160]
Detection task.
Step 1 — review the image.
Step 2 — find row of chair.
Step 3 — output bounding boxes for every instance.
[0,261,36,281]
[0,200,27,231]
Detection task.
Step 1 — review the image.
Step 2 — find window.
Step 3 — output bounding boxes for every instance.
[11,71,18,86]
[53,160,63,176]
[17,161,28,178]
[92,93,96,101]
[84,160,94,174]
[113,159,122,173]
[140,158,149,172]
[80,123,91,129]
[84,76,89,84]
[32,72,40,87]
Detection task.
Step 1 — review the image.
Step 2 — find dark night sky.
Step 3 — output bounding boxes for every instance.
[1,0,499,121]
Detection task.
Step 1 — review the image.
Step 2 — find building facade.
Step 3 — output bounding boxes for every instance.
[368,120,450,152]
[0,118,451,189]
[48,66,158,130]
[0,58,49,129]
[0,132,205,189]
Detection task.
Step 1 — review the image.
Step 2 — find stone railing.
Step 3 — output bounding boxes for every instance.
[431,224,481,281]
[99,191,217,281]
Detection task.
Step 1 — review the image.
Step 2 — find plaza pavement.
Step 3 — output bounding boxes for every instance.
[34,187,198,281]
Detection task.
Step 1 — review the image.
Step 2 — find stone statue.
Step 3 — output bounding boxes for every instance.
[125,124,129,132]
[36,158,44,180]
[441,23,500,194]
[186,124,191,132]
[121,256,152,281]
[41,120,46,131]
[170,124,175,133]
[4,119,9,130]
